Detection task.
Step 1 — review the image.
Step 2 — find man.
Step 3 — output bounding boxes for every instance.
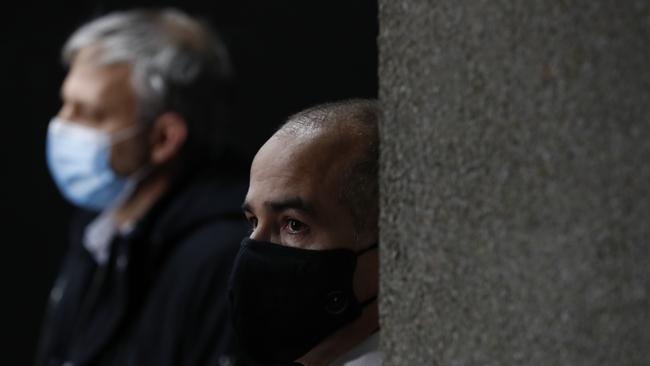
[229,99,381,366]
[38,8,249,366]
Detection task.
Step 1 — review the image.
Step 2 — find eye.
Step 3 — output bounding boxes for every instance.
[285,219,308,234]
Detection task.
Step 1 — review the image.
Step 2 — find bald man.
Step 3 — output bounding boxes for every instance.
[229,99,381,366]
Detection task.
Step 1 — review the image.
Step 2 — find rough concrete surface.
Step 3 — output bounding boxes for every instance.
[378,1,650,365]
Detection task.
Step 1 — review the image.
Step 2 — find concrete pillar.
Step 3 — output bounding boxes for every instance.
[378,1,650,365]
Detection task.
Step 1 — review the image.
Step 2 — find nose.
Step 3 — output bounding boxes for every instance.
[249,222,278,244]
[249,225,267,241]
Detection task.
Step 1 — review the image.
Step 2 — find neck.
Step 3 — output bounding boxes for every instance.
[296,302,379,366]
[113,168,171,227]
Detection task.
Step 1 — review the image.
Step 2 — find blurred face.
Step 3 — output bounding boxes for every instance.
[243,131,367,251]
[57,51,148,176]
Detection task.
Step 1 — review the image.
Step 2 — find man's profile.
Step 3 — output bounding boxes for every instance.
[229,99,381,366]
[38,8,248,366]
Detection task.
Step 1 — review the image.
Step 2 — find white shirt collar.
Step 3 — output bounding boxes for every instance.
[330,332,382,366]
[82,178,139,265]
[83,209,135,265]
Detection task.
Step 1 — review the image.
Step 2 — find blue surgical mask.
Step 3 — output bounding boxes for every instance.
[46,117,144,211]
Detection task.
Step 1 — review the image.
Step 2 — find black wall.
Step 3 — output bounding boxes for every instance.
[1,1,377,363]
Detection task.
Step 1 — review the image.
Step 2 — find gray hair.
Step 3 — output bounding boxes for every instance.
[63,8,233,161]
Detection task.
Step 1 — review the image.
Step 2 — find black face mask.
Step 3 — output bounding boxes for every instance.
[228,238,378,366]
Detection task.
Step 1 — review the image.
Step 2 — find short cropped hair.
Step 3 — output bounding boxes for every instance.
[279,99,380,235]
[63,8,233,162]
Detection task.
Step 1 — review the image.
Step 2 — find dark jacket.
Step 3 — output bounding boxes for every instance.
[36,169,249,366]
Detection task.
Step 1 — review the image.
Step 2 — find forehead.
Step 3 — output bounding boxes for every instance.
[62,58,133,104]
[247,132,359,207]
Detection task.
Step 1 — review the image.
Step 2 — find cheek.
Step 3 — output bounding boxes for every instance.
[325,225,358,248]
[109,137,150,175]
[301,220,358,250]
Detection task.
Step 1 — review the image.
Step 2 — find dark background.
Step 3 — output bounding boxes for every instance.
[1,1,377,362]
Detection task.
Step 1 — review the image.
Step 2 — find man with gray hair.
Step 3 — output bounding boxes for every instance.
[229,99,381,365]
[38,8,249,366]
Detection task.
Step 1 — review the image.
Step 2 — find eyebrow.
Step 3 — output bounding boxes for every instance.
[241,196,315,215]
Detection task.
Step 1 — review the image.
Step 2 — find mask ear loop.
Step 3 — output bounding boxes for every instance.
[356,242,380,309]
[360,295,377,308]
[360,294,380,334]
[107,120,154,208]
[109,122,146,145]
[356,242,378,256]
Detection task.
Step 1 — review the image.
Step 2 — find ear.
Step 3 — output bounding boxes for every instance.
[149,112,188,165]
